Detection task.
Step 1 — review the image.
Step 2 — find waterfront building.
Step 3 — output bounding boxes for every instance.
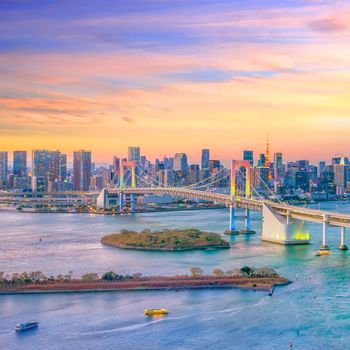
[73,150,92,191]
[60,154,67,181]
[50,150,61,182]
[0,151,8,187]
[31,176,45,192]
[13,151,27,177]
[91,175,103,190]
[243,150,253,167]
[334,163,346,195]
[13,176,31,190]
[32,150,52,191]
[201,149,210,170]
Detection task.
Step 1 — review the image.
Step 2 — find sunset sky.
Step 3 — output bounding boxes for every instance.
[1,0,350,164]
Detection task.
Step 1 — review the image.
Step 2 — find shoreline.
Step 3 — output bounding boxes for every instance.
[0,276,290,295]
[101,242,230,251]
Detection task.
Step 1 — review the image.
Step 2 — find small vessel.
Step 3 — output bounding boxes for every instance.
[15,321,39,331]
[144,308,169,316]
[315,250,330,256]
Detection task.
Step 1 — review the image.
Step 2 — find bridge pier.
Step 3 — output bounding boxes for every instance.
[239,209,256,234]
[261,204,309,245]
[226,205,239,235]
[131,194,136,212]
[320,215,330,251]
[119,193,124,211]
[339,227,348,251]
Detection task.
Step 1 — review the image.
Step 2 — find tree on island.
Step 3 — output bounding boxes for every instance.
[212,268,225,277]
[82,273,100,281]
[240,266,253,277]
[101,271,124,281]
[190,267,204,277]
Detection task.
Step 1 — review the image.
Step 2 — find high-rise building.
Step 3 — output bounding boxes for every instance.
[295,171,309,191]
[73,150,92,191]
[59,154,67,181]
[208,160,220,172]
[273,152,283,179]
[252,166,269,190]
[173,153,188,176]
[32,150,52,191]
[0,151,8,186]
[128,146,141,166]
[258,154,266,167]
[318,161,326,177]
[32,150,51,177]
[297,160,309,172]
[201,149,210,170]
[189,164,200,183]
[243,150,253,166]
[50,151,61,182]
[13,151,27,177]
[112,156,120,173]
[332,156,349,166]
[334,163,346,195]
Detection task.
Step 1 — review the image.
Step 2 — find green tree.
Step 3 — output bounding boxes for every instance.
[240,266,253,277]
[102,271,118,281]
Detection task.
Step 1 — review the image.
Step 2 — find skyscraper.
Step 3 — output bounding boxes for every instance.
[173,153,188,176]
[243,150,253,166]
[32,150,52,177]
[128,146,141,166]
[273,152,283,179]
[73,150,92,191]
[50,151,61,182]
[13,151,27,177]
[318,161,326,177]
[59,153,67,181]
[0,151,8,186]
[334,163,346,195]
[258,154,266,167]
[32,150,52,191]
[112,156,120,173]
[201,149,210,170]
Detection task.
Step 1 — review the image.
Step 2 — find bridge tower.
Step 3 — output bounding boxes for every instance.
[119,160,136,211]
[228,160,255,235]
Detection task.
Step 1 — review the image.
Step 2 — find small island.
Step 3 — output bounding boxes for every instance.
[0,267,290,295]
[101,228,230,251]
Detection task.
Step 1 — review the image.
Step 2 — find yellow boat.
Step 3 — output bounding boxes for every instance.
[315,250,330,256]
[144,308,169,316]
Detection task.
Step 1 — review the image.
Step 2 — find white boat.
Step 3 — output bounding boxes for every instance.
[15,321,39,331]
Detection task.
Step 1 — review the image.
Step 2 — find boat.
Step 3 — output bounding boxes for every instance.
[144,308,169,316]
[315,250,330,256]
[15,321,39,331]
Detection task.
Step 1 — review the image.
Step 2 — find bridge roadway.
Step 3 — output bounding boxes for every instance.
[1,188,350,228]
[109,187,350,228]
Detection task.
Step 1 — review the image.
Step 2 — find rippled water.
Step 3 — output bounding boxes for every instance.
[1,202,350,349]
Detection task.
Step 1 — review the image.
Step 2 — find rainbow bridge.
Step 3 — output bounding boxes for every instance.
[1,160,350,250]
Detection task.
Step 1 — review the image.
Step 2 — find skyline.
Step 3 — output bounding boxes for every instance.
[0,143,348,167]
